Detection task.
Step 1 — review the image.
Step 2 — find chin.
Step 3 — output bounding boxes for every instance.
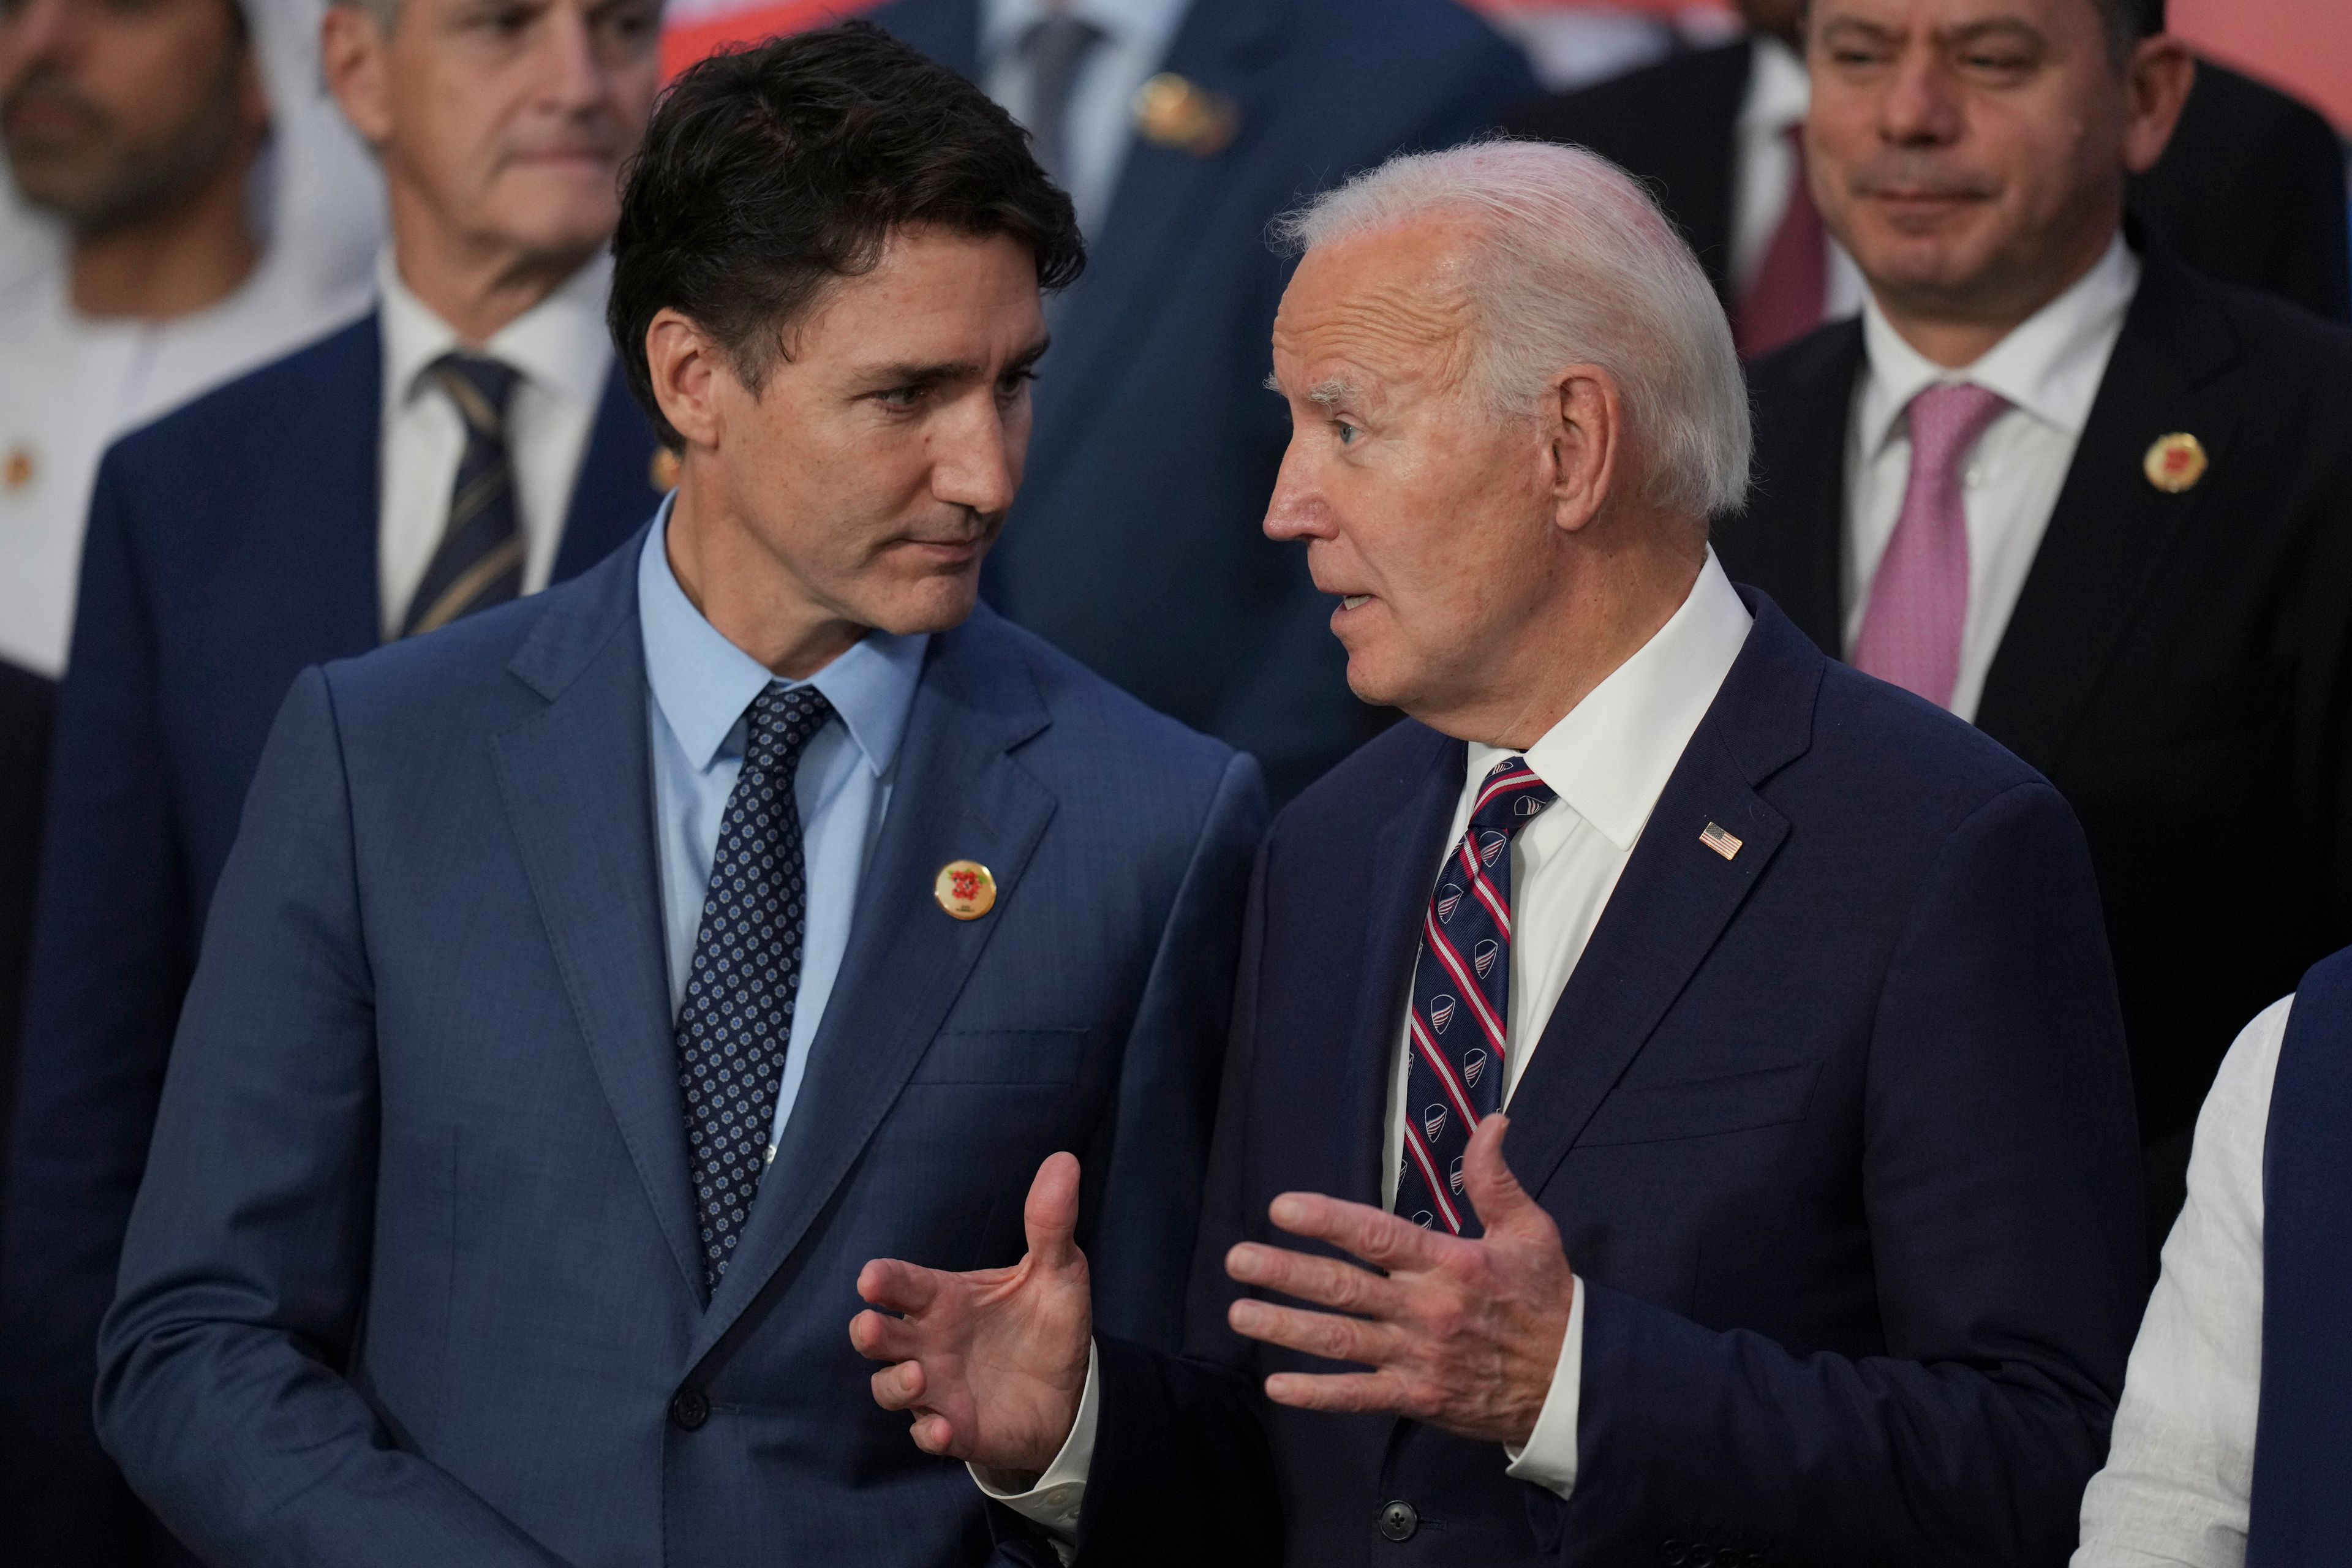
[864,576,982,638]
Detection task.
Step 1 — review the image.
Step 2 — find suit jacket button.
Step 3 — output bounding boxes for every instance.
[669,1389,709,1430]
[1378,1500,1418,1542]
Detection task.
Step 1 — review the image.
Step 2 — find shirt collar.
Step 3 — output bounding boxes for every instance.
[1470,551,1754,854]
[979,0,1189,63]
[377,248,616,413]
[1739,32,1811,136]
[1858,234,2139,457]
[636,501,930,777]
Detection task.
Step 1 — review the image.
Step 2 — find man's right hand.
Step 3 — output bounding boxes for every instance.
[851,1152,1093,1476]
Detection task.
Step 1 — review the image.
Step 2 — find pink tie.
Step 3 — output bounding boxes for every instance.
[1850,382,2010,709]
[1733,127,1828,360]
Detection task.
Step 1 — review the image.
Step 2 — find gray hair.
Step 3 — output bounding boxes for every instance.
[1271,139,1751,521]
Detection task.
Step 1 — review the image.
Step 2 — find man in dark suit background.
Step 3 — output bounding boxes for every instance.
[1711,0,2352,1237]
[94,25,1261,1566]
[0,0,667,1558]
[1506,0,2348,353]
[867,0,1534,801]
[853,138,2146,1566]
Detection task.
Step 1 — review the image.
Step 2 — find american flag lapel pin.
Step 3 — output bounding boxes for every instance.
[1700,821,1743,861]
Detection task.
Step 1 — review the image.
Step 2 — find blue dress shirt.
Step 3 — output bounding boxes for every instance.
[636,508,930,1152]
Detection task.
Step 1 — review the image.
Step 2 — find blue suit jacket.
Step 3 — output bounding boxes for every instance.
[1066,595,2148,1567]
[867,0,1534,802]
[92,529,1265,1567]
[0,312,659,1564]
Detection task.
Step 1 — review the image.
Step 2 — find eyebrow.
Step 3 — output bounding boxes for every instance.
[1261,371,1366,410]
[864,337,1052,388]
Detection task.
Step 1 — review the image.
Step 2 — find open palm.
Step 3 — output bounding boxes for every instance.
[851,1152,1095,1476]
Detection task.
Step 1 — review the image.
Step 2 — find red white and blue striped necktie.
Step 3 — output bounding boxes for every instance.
[1395,755,1557,1235]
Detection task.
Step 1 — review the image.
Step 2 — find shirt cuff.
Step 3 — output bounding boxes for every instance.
[1502,1273,1586,1498]
[970,1340,1099,1552]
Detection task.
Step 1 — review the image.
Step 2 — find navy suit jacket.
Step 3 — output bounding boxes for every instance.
[868,0,1534,802]
[0,312,658,1564]
[1067,595,2148,1567]
[92,529,1264,1567]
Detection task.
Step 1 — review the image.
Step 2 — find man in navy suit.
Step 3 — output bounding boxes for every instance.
[0,0,668,1559]
[94,26,1261,1566]
[867,0,1534,801]
[855,140,2147,1565]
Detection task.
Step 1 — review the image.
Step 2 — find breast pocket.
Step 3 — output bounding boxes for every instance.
[1574,1061,1821,1148]
[906,1028,1091,1086]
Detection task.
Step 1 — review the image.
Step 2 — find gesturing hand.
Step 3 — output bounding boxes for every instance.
[851,1152,1094,1477]
[1224,1114,1573,1449]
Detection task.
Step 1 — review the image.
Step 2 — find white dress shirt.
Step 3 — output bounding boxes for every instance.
[1730,33,1866,320]
[375,251,614,636]
[979,0,1191,236]
[981,552,1757,1542]
[1842,236,2138,721]
[2072,996,2286,1568]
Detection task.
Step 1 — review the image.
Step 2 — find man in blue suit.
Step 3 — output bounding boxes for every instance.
[866,0,1534,801]
[856,141,2148,1564]
[94,25,1261,1566]
[0,1,668,1559]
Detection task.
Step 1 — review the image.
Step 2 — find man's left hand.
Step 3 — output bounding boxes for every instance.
[1223,1113,1573,1448]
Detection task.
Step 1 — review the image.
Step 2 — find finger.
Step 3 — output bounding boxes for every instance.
[868,1357,929,1412]
[858,1257,944,1315]
[848,1308,925,1363]
[1261,1369,1416,1415]
[1022,1152,1084,1272]
[1226,1241,1401,1318]
[909,1411,960,1456]
[1228,1296,1401,1367]
[1265,1190,1447,1272]
[1459,1114,1551,1242]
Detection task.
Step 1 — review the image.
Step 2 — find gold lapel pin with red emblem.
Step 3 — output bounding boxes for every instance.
[934,859,997,921]
[1132,73,1241,158]
[2143,432,2207,494]
[2,443,35,494]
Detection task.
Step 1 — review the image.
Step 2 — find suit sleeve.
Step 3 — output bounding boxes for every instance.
[1560,779,2148,1567]
[0,451,196,1553]
[93,668,570,1568]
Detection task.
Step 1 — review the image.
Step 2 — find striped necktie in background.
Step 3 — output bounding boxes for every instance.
[401,352,524,639]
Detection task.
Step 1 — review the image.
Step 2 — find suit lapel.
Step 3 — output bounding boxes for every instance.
[270,315,383,656]
[491,538,704,1300]
[1973,248,2242,772]
[552,364,663,582]
[1672,40,1752,300]
[1023,0,1286,488]
[1501,601,1814,1200]
[1727,320,1861,656]
[869,0,981,79]
[693,612,1058,1355]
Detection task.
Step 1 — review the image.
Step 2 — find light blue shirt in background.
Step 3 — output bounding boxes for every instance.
[981,0,1191,236]
[636,509,930,1153]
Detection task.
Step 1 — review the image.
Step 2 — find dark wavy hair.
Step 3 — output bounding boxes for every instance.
[608,21,1085,448]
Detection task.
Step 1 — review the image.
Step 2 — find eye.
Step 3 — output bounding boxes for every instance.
[995,368,1038,404]
[1333,420,1361,447]
[871,385,925,412]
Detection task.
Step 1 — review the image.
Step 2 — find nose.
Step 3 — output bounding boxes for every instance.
[1262,439,1333,543]
[1878,43,1964,148]
[2,0,81,73]
[532,0,606,113]
[929,394,1023,521]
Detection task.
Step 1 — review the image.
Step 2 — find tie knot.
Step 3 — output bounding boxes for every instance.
[1469,756,1556,839]
[1022,10,1106,67]
[428,353,521,439]
[1905,382,2009,475]
[744,683,835,773]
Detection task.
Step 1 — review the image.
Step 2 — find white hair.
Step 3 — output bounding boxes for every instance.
[1271,138,1751,522]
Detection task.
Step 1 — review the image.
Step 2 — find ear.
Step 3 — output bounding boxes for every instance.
[1542,366,1626,537]
[2119,36,2195,176]
[320,4,394,149]
[644,308,734,455]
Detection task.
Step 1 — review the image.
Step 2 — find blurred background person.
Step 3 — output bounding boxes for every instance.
[1715,0,2352,1243]
[0,0,663,1559]
[0,0,379,1243]
[858,0,1535,802]
[1505,0,2348,357]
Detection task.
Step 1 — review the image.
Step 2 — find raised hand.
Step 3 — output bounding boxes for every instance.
[1223,1114,1573,1448]
[851,1151,1094,1476]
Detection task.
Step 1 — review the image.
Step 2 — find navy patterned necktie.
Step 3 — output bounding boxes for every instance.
[1395,756,1557,1236]
[675,682,834,1294]
[400,352,523,639]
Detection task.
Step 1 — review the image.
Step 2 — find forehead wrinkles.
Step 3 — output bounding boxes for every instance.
[1275,266,1479,398]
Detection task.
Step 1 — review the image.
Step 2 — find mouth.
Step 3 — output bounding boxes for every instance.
[1341,595,1371,611]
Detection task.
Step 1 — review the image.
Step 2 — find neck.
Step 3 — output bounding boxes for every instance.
[1873,218,2120,369]
[385,179,592,346]
[666,475,867,680]
[1434,523,1707,753]
[68,133,262,320]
